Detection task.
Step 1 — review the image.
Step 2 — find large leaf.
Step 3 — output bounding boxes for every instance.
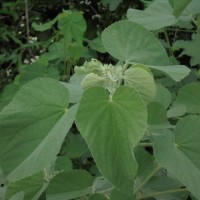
[101,20,169,65]
[5,172,46,200]
[174,82,200,114]
[127,0,176,30]
[124,66,156,103]
[76,86,147,192]
[46,170,94,200]
[0,78,77,181]
[110,189,136,200]
[154,116,200,199]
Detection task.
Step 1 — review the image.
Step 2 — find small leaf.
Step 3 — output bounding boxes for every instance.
[102,20,169,65]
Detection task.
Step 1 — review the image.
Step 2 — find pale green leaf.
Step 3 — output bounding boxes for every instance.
[148,65,190,81]
[127,0,176,30]
[0,78,77,181]
[174,82,200,113]
[124,66,156,103]
[76,86,147,192]
[102,20,169,65]
[46,170,94,200]
[154,116,200,199]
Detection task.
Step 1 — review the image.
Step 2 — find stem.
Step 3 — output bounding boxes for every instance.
[122,62,129,71]
[138,188,188,199]
[134,166,160,194]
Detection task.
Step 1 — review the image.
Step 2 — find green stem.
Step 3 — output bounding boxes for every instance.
[122,61,129,71]
[138,188,188,199]
[134,166,160,194]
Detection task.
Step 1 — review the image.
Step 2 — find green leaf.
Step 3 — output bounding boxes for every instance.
[110,189,136,200]
[102,20,169,65]
[153,84,171,109]
[89,194,108,200]
[55,156,72,172]
[127,0,176,30]
[147,102,171,129]
[9,192,24,200]
[148,65,190,81]
[173,33,200,66]
[32,17,57,32]
[89,37,106,53]
[134,147,158,193]
[174,82,200,114]
[0,78,77,181]
[167,105,186,118]
[46,170,94,200]
[64,134,89,158]
[58,11,86,45]
[124,66,156,103]
[76,86,147,192]
[141,175,189,200]
[61,82,83,104]
[100,0,122,11]
[5,172,45,200]
[154,116,200,199]
[169,0,192,18]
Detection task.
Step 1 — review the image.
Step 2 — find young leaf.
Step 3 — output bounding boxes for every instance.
[154,116,200,199]
[46,170,94,200]
[76,86,147,192]
[124,66,156,103]
[102,20,169,65]
[0,78,77,181]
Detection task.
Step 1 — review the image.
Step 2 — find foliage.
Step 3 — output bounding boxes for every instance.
[1,0,200,200]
